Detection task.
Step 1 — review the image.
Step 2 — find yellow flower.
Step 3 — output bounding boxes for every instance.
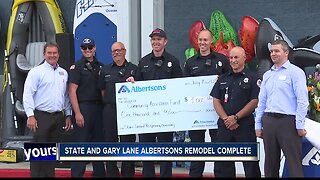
[314,96,320,111]
[307,68,320,122]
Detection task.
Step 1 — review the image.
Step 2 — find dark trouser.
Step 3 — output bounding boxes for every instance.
[30,110,64,177]
[119,135,136,177]
[103,104,120,177]
[71,102,106,177]
[262,113,303,178]
[214,119,261,178]
[139,132,173,177]
[188,129,217,177]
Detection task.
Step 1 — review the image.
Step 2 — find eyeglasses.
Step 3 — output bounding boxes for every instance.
[81,45,94,50]
[112,48,125,53]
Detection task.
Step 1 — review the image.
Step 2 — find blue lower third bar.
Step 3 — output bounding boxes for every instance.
[57,143,259,161]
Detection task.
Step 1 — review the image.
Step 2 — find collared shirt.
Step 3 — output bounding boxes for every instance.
[183,51,230,77]
[255,60,309,130]
[98,60,137,104]
[136,50,183,81]
[23,61,72,117]
[68,57,103,102]
[210,68,260,124]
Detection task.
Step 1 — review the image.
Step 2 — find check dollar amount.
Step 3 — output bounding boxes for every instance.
[115,75,219,135]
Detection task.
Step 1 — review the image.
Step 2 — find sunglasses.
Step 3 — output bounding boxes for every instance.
[81,45,94,50]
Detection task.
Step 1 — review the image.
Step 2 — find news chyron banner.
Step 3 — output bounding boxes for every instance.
[24,142,260,161]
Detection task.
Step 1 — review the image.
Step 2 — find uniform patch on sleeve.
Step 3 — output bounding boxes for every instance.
[70,65,75,70]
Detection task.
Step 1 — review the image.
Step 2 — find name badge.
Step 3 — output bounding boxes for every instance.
[278,75,286,80]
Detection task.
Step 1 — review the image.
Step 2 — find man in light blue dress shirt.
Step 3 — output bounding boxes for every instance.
[23,42,72,177]
[255,39,309,177]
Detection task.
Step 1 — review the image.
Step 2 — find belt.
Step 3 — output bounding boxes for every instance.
[265,112,295,118]
[35,109,63,115]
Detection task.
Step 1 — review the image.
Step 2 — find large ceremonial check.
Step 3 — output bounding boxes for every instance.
[115,75,219,135]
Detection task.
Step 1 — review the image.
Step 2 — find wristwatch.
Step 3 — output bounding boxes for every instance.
[234,114,239,121]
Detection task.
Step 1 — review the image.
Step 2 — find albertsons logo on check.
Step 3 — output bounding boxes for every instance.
[117,84,166,93]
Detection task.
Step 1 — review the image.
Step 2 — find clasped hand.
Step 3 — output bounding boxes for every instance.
[223,115,239,130]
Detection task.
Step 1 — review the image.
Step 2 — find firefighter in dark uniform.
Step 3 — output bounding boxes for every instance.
[210,46,261,178]
[183,29,230,177]
[68,37,106,177]
[98,42,137,177]
[135,28,183,178]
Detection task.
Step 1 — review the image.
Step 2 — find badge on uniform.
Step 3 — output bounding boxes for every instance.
[243,78,249,83]
[218,61,222,67]
[167,62,172,67]
[59,71,64,75]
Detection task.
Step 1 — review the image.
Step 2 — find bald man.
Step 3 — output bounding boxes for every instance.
[98,42,137,177]
[183,29,231,178]
[210,46,261,177]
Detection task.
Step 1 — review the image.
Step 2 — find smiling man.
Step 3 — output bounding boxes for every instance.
[98,41,137,177]
[68,37,106,178]
[255,40,308,177]
[183,29,231,178]
[210,46,261,178]
[23,42,72,177]
[135,28,183,178]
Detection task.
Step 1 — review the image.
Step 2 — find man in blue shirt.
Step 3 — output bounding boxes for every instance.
[23,42,72,177]
[255,39,309,177]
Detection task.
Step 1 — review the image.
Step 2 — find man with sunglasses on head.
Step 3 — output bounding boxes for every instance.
[68,37,106,177]
[98,41,137,177]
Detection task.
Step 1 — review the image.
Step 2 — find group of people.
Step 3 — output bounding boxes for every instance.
[23,27,309,178]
